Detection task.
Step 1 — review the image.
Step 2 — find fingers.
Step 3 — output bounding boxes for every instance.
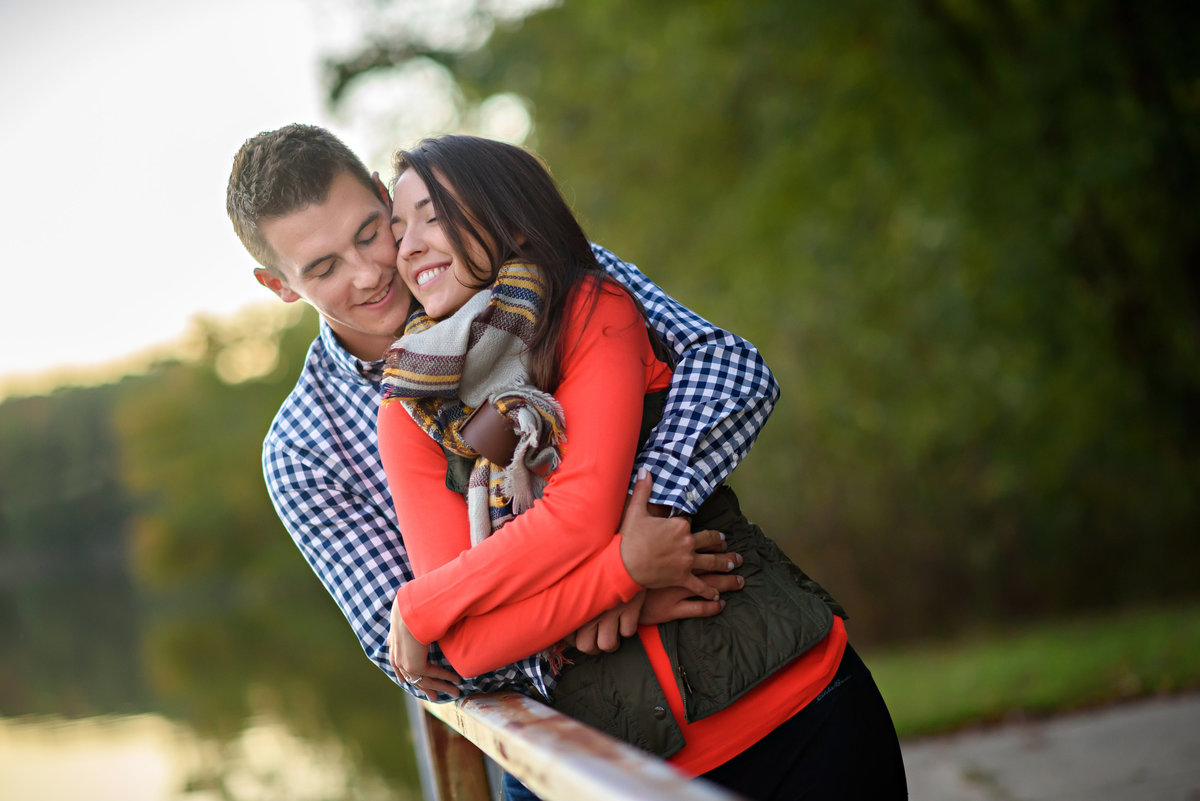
[415,677,461,699]
[670,597,727,620]
[574,620,600,654]
[681,572,721,601]
[420,662,463,685]
[386,633,408,681]
[397,662,462,699]
[629,469,653,507]
[698,572,745,593]
[692,551,742,574]
[594,619,620,653]
[677,570,744,604]
[592,606,627,653]
[640,585,728,626]
[691,528,728,553]
[618,606,641,639]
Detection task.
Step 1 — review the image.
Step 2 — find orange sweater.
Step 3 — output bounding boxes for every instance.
[379,277,845,774]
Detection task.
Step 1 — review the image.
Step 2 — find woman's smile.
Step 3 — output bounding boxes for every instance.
[413,262,451,288]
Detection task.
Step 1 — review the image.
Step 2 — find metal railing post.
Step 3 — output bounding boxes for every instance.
[409,690,747,801]
[407,692,501,801]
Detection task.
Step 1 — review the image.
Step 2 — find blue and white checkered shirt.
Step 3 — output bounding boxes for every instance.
[262,244,780,700]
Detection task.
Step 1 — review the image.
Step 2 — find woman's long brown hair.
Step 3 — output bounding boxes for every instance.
[393,135,653,391]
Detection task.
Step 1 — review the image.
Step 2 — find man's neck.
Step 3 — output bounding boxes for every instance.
[326,322,393,363]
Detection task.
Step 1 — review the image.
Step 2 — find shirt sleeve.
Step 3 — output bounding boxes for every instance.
[262,434,410,677]
[590,243,781,514]
[383,282,651,647]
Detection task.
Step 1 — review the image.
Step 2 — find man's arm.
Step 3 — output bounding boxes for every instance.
[263,428,534,700]
[590,244,780,514]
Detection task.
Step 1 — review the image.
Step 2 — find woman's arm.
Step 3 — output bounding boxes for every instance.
[434,504,741,678]
[381,283,660,645]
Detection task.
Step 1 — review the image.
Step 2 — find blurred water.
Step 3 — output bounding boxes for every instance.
[0,572,422,801]
[0,712,412,801]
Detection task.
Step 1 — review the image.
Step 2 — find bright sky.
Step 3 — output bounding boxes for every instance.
[0,0,538,396]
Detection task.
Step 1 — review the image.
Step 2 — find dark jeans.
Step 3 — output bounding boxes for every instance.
[702,644,908,800]
[502,772,539,801]
[504,644,907,801]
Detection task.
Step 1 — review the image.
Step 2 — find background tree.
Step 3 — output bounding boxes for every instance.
[327,0,1200,642]
[0,383,144,716]
[109,306,420,791]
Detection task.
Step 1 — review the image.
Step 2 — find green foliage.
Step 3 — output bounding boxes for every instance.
[0,384,132,561]
[329,0,1200,642]
[0,383,146,717]
[0,305,421,791]
[110,306,420,790]
[4,3,1198,790]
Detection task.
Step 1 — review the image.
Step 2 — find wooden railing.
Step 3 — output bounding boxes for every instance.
[405,691,746,801]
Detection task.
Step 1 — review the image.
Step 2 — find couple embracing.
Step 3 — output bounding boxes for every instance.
[227,125,907,800]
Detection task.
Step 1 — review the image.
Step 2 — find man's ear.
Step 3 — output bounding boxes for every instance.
[254,267,302,303]
[372,171,392,208]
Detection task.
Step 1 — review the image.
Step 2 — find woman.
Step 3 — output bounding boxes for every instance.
[377,135,907,800]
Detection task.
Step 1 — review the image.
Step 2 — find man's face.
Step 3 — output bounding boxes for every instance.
[257,170,412,361]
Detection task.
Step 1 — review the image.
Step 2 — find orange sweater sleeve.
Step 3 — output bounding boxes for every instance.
[439,539,639,676]
[380,280,666,650]
[379,398,639,677]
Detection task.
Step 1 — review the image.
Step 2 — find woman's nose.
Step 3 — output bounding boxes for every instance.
[397,228,425,261]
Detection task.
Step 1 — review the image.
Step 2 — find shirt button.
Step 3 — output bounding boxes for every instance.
[652,705,667,720]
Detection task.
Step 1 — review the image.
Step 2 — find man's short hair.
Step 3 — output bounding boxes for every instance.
[226,124,377,274]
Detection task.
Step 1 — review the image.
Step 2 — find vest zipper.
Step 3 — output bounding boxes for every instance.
[678,665,694,698]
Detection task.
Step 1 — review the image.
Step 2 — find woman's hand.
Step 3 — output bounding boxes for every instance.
[388,591,462,699]
[618,471,742,599]
[572,591,647,654]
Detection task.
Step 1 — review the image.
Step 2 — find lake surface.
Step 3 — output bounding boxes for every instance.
[0,570,424,800]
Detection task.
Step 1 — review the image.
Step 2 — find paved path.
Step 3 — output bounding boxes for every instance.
[901,692,1200,800]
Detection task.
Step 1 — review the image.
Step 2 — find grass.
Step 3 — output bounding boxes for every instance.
[861,601,1200,739]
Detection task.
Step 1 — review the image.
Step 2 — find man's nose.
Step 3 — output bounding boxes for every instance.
[349,251,386,287]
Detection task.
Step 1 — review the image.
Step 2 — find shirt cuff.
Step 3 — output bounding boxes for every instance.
[634,452,706,515]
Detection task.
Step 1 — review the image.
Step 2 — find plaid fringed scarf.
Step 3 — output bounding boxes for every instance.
[381,260,566,545]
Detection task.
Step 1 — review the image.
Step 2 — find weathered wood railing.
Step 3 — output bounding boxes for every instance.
[405,691,746,801]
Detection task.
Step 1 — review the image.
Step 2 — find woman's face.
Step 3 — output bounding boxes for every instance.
[390,168,490,319]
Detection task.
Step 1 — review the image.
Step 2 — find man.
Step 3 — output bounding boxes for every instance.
[225,123,779,701]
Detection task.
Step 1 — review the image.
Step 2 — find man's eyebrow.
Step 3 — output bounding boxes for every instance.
[300,211,382,276]
[355,210,382,239]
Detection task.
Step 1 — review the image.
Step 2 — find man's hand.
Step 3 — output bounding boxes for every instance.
[619,471,741,599]
[571,570,747,654]
[640,573,744,626]
[388,591,462,699]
